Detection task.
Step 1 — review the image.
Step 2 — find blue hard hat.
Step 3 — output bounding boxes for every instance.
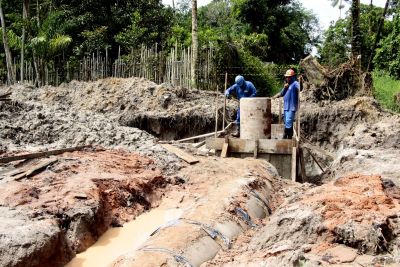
[235,75,245,87]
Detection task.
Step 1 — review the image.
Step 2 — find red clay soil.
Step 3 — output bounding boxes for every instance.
[205,174,400,266]
[0,149,167,267]
[0,150,165,222]
[301,174,400,233]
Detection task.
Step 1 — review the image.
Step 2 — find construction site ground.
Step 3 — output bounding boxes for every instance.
[0,77,399,267]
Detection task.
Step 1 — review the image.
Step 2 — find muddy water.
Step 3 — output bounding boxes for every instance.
[65,208,183,267]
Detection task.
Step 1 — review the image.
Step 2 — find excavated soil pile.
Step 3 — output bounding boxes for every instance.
[297,96,400,185]
[206,174,400,266]
[3,78,236,141]
[0,149,167,267]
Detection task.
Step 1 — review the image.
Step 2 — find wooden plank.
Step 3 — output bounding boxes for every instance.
[0,92,11,98]
[192,141,206,148]
[161,144,199,164]
[305,147,325,173]
[14,158,58,181]
[221,136,229,158]
[175,122,233,143]
[206,138,292,155]
[0,146,91,164]
[291,147,297,182]
[301,141,335,159]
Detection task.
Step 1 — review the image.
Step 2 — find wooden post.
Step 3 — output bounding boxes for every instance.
[223,72,228,130]
[221,136,229,158]
[291,146,297,182]
[215,85,219,138]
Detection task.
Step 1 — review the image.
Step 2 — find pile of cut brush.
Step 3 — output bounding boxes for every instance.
[300,55,373,101]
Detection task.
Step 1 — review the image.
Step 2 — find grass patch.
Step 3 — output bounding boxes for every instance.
[373,71,400,113]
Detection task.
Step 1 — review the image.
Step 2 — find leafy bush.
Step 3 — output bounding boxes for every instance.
[238,49,281,96]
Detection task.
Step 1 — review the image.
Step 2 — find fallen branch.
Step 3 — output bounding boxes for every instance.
[0,146,91,164]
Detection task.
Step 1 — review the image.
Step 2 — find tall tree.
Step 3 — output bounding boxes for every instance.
[351,0,362,59]
[21,0,29,83]
[191,0,198,88]
[0,0,14,84]
[367,0,390,71]
[331,0,361,59]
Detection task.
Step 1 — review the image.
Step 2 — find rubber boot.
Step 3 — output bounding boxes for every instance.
[287,127,293,139]
[283,128,289,139]
[232,125,240,138]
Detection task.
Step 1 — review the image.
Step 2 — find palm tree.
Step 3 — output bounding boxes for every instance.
[331,0,345,18]
[367,0,390,71]
[330,0,361,59]
[30,33,72,85]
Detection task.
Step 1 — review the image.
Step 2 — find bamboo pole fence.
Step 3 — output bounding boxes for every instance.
[5,44,216,90]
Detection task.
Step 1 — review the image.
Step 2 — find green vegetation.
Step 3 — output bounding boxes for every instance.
[373,71,400,113]
[0,0,321,96]
[319,2,400,112]
[0,0,399,105]
[319,3,392,70]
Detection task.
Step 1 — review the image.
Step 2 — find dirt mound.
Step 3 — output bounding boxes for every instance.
[0,150,167,267]
[6,78,236,140]
[272,94,400,185]
[206,174,400,266]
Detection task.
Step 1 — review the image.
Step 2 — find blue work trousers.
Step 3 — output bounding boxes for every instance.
[284,110,296,129]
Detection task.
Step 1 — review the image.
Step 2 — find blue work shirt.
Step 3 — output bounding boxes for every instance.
[280,80,300,111]
[225,81,257,100]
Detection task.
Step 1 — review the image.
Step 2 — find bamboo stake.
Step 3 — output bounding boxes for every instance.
[223,72,228,129]
[215,85,219,138]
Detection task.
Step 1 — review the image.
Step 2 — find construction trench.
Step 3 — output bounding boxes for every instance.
[0,58,400,267]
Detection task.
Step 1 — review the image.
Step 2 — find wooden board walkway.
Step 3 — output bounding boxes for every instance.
[161,144,199,164]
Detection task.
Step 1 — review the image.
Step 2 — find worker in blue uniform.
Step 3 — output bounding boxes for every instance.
[273,69,300,139]
[225,75,257,137]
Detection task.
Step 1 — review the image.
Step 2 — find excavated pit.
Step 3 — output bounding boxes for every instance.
[122,113,217,140]
[1,76,400,267]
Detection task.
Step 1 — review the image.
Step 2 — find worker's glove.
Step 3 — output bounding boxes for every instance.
[224,92,231,99]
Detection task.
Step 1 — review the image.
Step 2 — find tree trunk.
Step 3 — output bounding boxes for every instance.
[34,0,41,86]
[191,0,198,89]
[351,0,362,59]
[0,0,14,84]
[367,0,390,71]
[21,0,29,83]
